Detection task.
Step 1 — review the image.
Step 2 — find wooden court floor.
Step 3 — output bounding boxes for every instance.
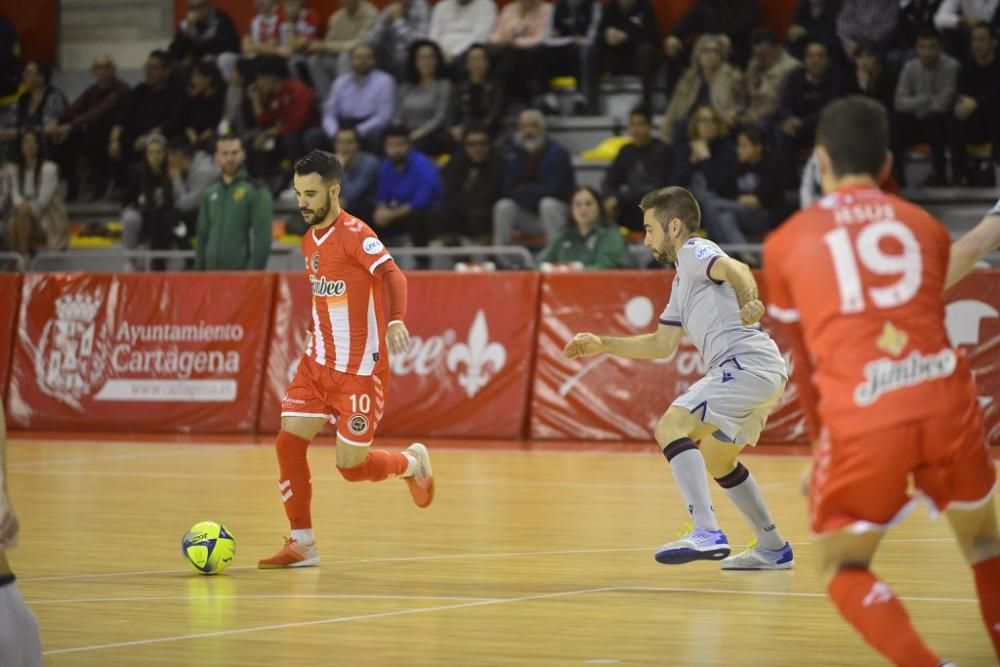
[6,436,997,666]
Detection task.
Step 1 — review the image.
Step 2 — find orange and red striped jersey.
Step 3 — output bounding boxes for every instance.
[301,210,394,376]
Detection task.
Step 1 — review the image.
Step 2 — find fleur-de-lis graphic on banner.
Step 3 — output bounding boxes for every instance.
[446,310,506,398]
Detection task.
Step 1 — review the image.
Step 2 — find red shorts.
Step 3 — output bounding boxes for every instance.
[280,355,388,445]
[810,392,997,536]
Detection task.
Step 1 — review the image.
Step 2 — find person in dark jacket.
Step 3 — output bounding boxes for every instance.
[441,124,503,244]
[448,44,504,142]
[176,60,226,152]
[539,185,629,268]
[169,0,241,76]
[333,127,379,223]
[786,0,843,61]
[847,39,898,112]
[949,21,1000,184]
[195,135,273,270]
[598,0,660,108]
[601,105,671,233]
[492,109,576,248]
[121,134,180,270]
[542,0,602,114]
[700,125,784,245]
[672,105,738,199]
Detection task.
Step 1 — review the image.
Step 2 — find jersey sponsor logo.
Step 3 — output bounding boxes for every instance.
[694,244,718,260]
[310,275,347,297]
[389,309,507,398]
[347,413,369,436]
[362,237,384,255]
[721,371,734,383]
[853,349,958,406]
[309,252,320,273]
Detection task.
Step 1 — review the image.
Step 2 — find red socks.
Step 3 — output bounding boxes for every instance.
[828,568,940,667]
[974,555,1000,660]
[275,431,312,530]
[337,450,408,482]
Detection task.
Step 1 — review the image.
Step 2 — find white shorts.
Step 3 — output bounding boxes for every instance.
[671,365,786,446]
[0,579,42,667]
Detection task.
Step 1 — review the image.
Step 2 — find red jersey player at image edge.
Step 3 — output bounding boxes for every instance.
[259,149,435,569]
[762,95,1000,667]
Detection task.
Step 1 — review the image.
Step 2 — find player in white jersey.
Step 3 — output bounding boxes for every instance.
[564,186,793,569]
[946,196,1000,289]
[0,403,43,666]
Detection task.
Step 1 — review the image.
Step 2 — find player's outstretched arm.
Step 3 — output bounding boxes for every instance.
[709,256,765,325]
[563,325,683,361]
[946,209,1000,290]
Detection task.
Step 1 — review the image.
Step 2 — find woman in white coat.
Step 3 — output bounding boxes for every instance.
[4,128,68,261]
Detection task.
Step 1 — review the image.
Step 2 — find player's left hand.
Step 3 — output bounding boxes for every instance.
[739,299,765,326]
[386,320,411,356]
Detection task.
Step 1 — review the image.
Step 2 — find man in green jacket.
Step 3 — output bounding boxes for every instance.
[195,135,274,270]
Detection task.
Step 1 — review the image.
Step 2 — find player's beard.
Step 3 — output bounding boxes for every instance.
[651,240,675,265]
[301,194,332,227]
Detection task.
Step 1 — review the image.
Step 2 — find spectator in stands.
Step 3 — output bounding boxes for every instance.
[247,55,317,191]
[665,0,760,71]
[308,44,395,154]
[672,105,738,202]
[367,0,431,79]
[48,54,129,202]
[4,129,68,262]
[699,125,783,246]
[395,40,453,157]
[836,0,899,58]
[121,134,181,270]
[177,61,225,152]
[847,39,898,112]
[742,28,801,127]
[0,19,18,100]
[373,124,442,256]
[490,0,553,111]
[308,0,378,100]
[220,58,257,138]
[538,185,628,268]
[661,34,744,144]
[109,51,181,191]
[896,0,943,56]
[169,0,240,78]
[449,44,505,142]
[893,28,959,185]
[949,21,1000,185]
[429,0,497,67]
[195,135,273,270]
[541,0,603,115]
[334,127,379,223]
[598,0,659,109]
[602,105,671,233]
[168,136,219,241]
[493,109,575,249]
[2,62,68,143]
[279,0,319,82]
[243,0,284,58]
[935,0,1000,54]
[786,0,843,61]
[441,124,504,244]
[776,40,845,174]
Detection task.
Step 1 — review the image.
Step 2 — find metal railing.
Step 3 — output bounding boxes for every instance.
[388,245,534,268]
[0,252,26,272]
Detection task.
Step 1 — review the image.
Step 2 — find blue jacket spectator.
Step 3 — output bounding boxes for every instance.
[372,125,442,253]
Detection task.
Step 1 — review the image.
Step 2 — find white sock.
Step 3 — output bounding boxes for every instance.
[402,452,417,477]
[718,464,785,550]
[290,528,314,544]
[662,440,720,531]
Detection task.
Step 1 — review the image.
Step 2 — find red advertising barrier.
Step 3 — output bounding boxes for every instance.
[0,275,23,404]
[5,273,275,433]
[258,272,541,439]
[530,270,1000,446]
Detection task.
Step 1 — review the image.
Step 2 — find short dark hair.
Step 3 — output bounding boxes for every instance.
[640,186,701,233]
[26,60,51,85]
[737,124,765,147]
[916,27,941,43]
[751,28,778,47]
[334,126,361,143]
[854,39,882,59]
[168,136,196,157]
[970,21,997,39]
[816,96,888,178]
[256,55,288,79]
[148,49,172,67]
[462,123,491,140]
[294,149,343,183]
[629,104,653,123]
[384,124,410,141]
[214,133,242,150]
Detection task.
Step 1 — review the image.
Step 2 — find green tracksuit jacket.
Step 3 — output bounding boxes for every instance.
[195,170,273,270]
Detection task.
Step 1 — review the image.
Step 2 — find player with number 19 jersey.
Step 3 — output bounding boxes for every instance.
[764,185,995,534]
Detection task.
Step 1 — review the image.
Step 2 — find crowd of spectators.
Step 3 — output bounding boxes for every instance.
[0,0,998,270]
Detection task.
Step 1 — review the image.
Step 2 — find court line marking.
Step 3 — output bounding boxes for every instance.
[614,586,976,604]
[7,448,204,470]
[19,537,962,583]
[27,593,501,606]
[42,586,616,656]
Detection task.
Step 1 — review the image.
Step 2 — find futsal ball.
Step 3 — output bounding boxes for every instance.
[181,521,236,575]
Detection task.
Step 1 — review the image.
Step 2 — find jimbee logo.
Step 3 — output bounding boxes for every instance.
[348,414,369,435]
[310,275,346,297]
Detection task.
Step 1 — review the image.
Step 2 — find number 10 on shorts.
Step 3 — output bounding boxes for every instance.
[350,394,371,413]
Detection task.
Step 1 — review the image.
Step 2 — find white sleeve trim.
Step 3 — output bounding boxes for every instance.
[768,304,800,323]
[368,254,393,274]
